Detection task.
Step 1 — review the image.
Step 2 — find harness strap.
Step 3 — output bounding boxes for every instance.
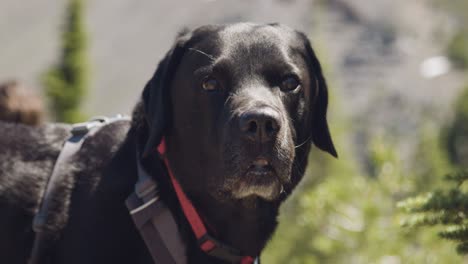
[29,116,128,264]
[125,156,187,264]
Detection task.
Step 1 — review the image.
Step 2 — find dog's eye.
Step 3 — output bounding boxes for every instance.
[201,77,220,91]
[280,75,300,92]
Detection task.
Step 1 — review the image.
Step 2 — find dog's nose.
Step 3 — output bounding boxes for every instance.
[239,109,281,143]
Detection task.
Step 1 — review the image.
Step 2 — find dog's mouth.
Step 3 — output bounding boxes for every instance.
[231,157,284,201]
[246,158,275,177]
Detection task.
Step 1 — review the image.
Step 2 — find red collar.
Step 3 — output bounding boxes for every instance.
[157,138,255,264]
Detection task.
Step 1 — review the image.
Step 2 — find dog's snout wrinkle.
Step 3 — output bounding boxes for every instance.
[239,108,281,143]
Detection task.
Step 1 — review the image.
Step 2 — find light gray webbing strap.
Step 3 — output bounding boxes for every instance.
[29,116,128,264]
[125,156,187,264]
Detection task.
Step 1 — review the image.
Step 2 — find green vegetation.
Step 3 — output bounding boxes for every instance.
[445,86,468,166]
[447,33,468,70]
[399,171,468,255]
[263,95,462,263]
[397,1,468,255]
[398,84,468,257]
[42,0,89,123]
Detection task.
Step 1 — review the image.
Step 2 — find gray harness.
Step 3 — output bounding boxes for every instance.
[29,116,259,264]
[125,157,188,264]
[29,116,129,263]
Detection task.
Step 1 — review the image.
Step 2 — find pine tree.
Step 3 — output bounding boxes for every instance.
[42,0,88,123]
[399,170,468,254]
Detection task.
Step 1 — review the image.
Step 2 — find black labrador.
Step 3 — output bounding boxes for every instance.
[0,23,337,264]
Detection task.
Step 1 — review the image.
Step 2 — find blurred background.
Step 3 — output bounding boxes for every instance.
[1,0,467,263]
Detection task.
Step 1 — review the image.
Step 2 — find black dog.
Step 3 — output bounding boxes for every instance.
[0,23,337,263]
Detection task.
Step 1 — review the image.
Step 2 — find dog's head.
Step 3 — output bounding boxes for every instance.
[140,23,336,205]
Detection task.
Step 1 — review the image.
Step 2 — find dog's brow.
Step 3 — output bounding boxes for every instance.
[188,48,215,61]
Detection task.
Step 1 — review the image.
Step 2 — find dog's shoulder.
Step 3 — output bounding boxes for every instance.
[0,121,71,180]
[0,121,71,157]
[66,119,132,194]
[0,121,71,214]
[0,119,131,213]
[79,119,131,157]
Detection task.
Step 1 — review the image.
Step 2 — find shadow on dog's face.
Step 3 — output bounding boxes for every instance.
[142,23,337,206]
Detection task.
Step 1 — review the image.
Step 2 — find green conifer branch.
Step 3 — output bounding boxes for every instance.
[400,170,468,255]
[42,0,88,123]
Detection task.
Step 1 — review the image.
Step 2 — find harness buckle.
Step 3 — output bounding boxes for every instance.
[71,121,101,136]
[135,176,159,201]
[70,116,118,136]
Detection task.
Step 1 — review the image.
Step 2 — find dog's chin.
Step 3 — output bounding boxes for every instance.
[231,167,283,201]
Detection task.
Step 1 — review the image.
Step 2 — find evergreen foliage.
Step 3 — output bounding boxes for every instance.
[399,33,468,253]
[398,171,468,254]
[42,0,88,122]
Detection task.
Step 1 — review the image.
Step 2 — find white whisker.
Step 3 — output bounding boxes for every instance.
[188,48,215,61]
[295,135,312,149]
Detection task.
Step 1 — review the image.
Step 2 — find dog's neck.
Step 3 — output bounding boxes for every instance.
[137,156,276,263]
[139,153,280,262]
[191,192,280,257]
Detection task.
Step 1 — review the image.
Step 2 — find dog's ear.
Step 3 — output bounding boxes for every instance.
[301,33,338,158]
[142,30,191,157]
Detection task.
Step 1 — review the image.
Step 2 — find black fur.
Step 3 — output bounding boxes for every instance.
[0,23,336,264]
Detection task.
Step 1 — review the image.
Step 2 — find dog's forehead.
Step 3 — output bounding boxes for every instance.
[219,23,293,44]
[190,23,304,59]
